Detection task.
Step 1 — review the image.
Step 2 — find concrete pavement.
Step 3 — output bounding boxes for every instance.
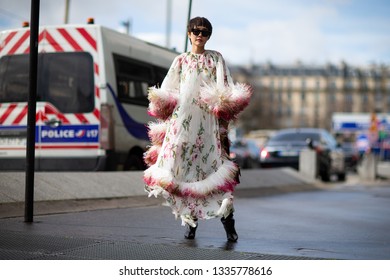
[1,161,388,206]
[0,167,315,203]
[0,167,317,218]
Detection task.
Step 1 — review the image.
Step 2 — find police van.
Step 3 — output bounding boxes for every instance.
[0,20,177,171]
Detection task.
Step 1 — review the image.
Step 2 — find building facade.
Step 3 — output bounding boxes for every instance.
[231,62,390,132]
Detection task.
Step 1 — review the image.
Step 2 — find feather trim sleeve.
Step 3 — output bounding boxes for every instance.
[199,82,253,121]
[143,120,168,167]
[147,87,179,120]
[147,55,182,120]
[199,51,253,121]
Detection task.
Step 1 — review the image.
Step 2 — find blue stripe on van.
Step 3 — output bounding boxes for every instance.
[40,125,99,143]
[106,83,149,141]
[0,125,98,143]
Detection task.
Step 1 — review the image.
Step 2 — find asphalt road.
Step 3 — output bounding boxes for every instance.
[231,184,390,259]
[1,177,389,260]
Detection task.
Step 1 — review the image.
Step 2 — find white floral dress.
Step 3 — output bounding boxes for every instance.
[143,50,252,227]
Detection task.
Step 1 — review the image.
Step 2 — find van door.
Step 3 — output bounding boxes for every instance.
[0,51,99,170]
[36,51,100,170]
[1,26,103,170]
[0,53,30,169]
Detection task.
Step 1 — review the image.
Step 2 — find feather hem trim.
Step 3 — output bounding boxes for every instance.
[147,121,168,146]
[143,160,239,198]
[147,86,179,120]
[143,145,161,167]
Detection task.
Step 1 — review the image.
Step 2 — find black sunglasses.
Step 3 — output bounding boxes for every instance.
[191,29,211,37]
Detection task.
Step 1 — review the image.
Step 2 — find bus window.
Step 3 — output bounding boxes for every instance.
[114,54,155,106]
[0,52,94,113]
[154,66,168,87]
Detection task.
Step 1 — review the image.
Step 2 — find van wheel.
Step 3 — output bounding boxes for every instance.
[124,154,145,170]
[337,172,346,181]
[320,169,331,182]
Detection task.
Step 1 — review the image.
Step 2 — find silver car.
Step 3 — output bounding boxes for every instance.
[260,128,346,181]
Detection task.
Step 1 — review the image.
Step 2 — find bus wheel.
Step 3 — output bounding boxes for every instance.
[124,154,145,170]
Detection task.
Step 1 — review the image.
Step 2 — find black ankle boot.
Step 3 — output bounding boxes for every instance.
[184,222,198,239]
[221,213,238,242]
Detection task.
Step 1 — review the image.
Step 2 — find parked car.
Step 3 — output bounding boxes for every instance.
[259,128,347,181]
[341,142,359,171]
[230,138,260,169]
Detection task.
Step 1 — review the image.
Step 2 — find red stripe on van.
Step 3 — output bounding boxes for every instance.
[8,30,30,55]
[93,108,100,119]
[44,104,60,115]
[57,28,83,51]
[12,105,28,124]
[94,63,99,75]
[95,86,100,99]
[22,31,45,54]
[75,113,89,124]
[0,104,17,124]
[43,30,64,52]
[56,114,71,124]
[0,145,100,150]
[36,111,48,123]
[77,28,97,51]
[38,145,100,149]
[44,104,71,124]
[0,31,17,53]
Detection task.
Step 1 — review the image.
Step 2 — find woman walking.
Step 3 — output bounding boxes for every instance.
[144,17,252,242]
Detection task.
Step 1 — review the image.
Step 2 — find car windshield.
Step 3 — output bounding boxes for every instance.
[0,52,94,113]
[270,132,320,142]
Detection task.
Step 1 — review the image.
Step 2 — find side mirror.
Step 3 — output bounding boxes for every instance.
[306,138,314,149]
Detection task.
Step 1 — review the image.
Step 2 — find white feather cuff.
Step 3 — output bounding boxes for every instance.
[199,82,253,120]
[147,86,179,120]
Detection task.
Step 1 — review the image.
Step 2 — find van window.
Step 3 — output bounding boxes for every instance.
[114,54,168,106]
[0,55,29,103]
[0,52,94,113]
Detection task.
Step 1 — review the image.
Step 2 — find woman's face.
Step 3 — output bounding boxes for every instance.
[188,25,210,48]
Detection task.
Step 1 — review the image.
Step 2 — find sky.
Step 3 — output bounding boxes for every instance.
[0,0,389,66]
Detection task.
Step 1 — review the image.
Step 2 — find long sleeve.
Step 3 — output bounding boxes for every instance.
[200,51,253,121]
[216,52,234,89]
[147,55,182,120]
[160,55,181,92]
[144,55,182,167]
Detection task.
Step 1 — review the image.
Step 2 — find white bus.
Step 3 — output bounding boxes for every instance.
[0,21,177,171]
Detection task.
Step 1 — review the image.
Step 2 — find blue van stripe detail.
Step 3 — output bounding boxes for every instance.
[106,83,149,141]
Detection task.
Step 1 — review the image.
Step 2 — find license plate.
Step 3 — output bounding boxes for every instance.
[279,150,299,156]
[0,138,27,146]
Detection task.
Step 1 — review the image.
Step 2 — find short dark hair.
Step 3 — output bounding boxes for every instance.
[187,17,213,37]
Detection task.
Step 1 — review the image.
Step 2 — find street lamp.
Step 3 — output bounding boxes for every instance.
[184,0,192,52]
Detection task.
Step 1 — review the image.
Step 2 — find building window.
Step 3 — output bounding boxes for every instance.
[278,91,282,103]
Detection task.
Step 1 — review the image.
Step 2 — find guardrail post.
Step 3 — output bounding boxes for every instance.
[357,153,377,181]
[299,149,317,180]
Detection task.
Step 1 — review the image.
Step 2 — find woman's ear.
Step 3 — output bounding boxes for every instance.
[187,32,192,44]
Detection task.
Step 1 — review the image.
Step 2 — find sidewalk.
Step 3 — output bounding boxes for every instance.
[0,167,315,218]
